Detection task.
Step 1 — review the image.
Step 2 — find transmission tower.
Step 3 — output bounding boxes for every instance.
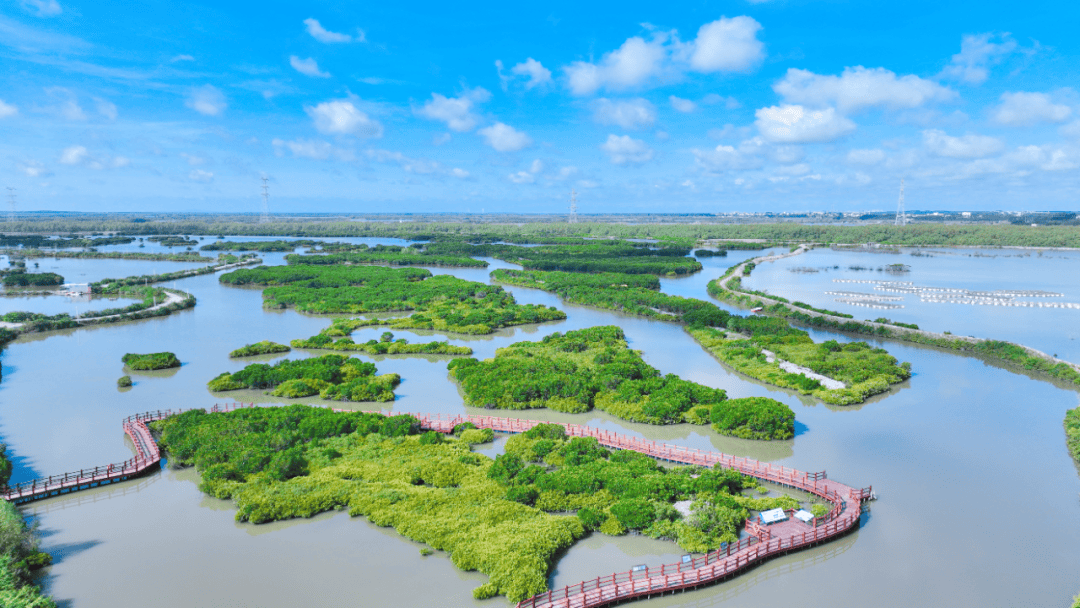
[568,189,578,224]
[6,188,15,225]
[894,179,906,226]
[260,177,270,224]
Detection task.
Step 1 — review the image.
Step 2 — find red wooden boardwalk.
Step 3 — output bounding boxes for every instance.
[1,405,870,608]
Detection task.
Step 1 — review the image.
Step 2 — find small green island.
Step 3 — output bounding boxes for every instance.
[122,352,180,371]
[117,375,133,388]
[448,326,794,438]
[229,341,292,358]
[153,406,815,603]
[292,328,472,356]
[208,354,400,401]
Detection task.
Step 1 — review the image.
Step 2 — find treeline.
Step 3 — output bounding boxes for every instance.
[202,239,325,251]
[448,326,794,438]
[0,445,55,607]
[492,269,728,325]
[425,240,702,275]
[6,249,214,263]
[5,216,1078,248]
[230,341,291,357]
[0,234,132,248]
[293,329,472,356]
[208,354,400,401]
[1066,407,1080,470]
[220,264,565,334]
[286,244,487,268]
[90,254,258,292]
[2,272,64,287]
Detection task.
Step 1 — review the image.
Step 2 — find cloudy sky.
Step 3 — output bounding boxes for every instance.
[2,0,1079,214]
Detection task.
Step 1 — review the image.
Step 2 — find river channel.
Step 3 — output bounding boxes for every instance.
[1,240,1077,607]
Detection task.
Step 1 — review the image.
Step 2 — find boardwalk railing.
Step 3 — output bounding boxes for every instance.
[2,404,869,608]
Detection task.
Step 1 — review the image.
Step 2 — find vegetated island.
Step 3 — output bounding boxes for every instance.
[492,269,911,405]
[3,248,214,263]
[293,329,472,356]
[448,326,794,438]
[219,263,565,334]
[421,238,703,275]
[208,354,400,401]
[709,248,1080,390]
[2,272,64,288]
[152,406,819,602]
[285,244,488,268]
[117,375,133,388]
[0,444,54,607]
[229,341,291,358]
[122,352,180,371]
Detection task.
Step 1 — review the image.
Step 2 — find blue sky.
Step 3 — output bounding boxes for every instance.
[2,0,1079,214]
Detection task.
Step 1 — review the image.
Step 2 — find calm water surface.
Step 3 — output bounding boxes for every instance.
[1,241,1076,607]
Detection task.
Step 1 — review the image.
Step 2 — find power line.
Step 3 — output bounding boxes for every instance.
[894,179,906,226]
[260,177,270,224]
[6,188,15,225]
[568,189,578,224]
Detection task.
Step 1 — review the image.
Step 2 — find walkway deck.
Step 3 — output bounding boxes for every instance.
[1,405,871,607]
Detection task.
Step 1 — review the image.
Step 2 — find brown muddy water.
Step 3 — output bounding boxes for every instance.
[1,242,1077,607]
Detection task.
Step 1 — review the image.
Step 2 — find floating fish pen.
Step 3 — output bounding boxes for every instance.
[832,279,914,286]
[834,298,904,309]
[825,291,904,301]
[919,296,1080,309]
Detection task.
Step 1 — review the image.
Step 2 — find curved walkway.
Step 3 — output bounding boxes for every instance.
[1,405,871,608]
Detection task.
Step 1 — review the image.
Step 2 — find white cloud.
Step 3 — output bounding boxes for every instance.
[940,33,1017,85]
[305,99,383,138]
[180,153,205,166]
[922,129,1004,158]
[290,56,331,78]
[0,100,17,118]
[529,159,544,173]
[415,88,490,132]
[45,87,85,120]
[94,97,117,120]
[772,145,805,164]
[170,54,195,62]
[755,105,855,143]
[365,149,443,174]
[691,138,768,172]
[600,134,653,165]
[565,36,666,95]
[272,138,337,160]
[846,149,886,165]
[562,17,764,96]
[432,133,452,145]
[189,169,214,182]
[17,160,48,177]
[556,166,579,180]
[592,98,656,129]
[774,67,955,113]
[511,58,552,90]
[509,171,535,184]
[686,16,764,73]
[21,0,61,17]
[304,18,354,43]
[451,168,469,178]
[702,94,740,109]
[59,145,87,165]
[186,85,226,116]
[670,95,696,113]
[992,92,1072,126]
[478,122,532,152]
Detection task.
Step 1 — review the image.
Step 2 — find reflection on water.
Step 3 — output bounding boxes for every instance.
[0,238,1077,607]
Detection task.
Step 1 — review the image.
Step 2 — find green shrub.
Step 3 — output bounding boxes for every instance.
[122,352,180,370]
[230,341,291,357]
[117,375,133,388]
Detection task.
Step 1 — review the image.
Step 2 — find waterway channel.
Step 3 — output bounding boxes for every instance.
[1,240,1077,607]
